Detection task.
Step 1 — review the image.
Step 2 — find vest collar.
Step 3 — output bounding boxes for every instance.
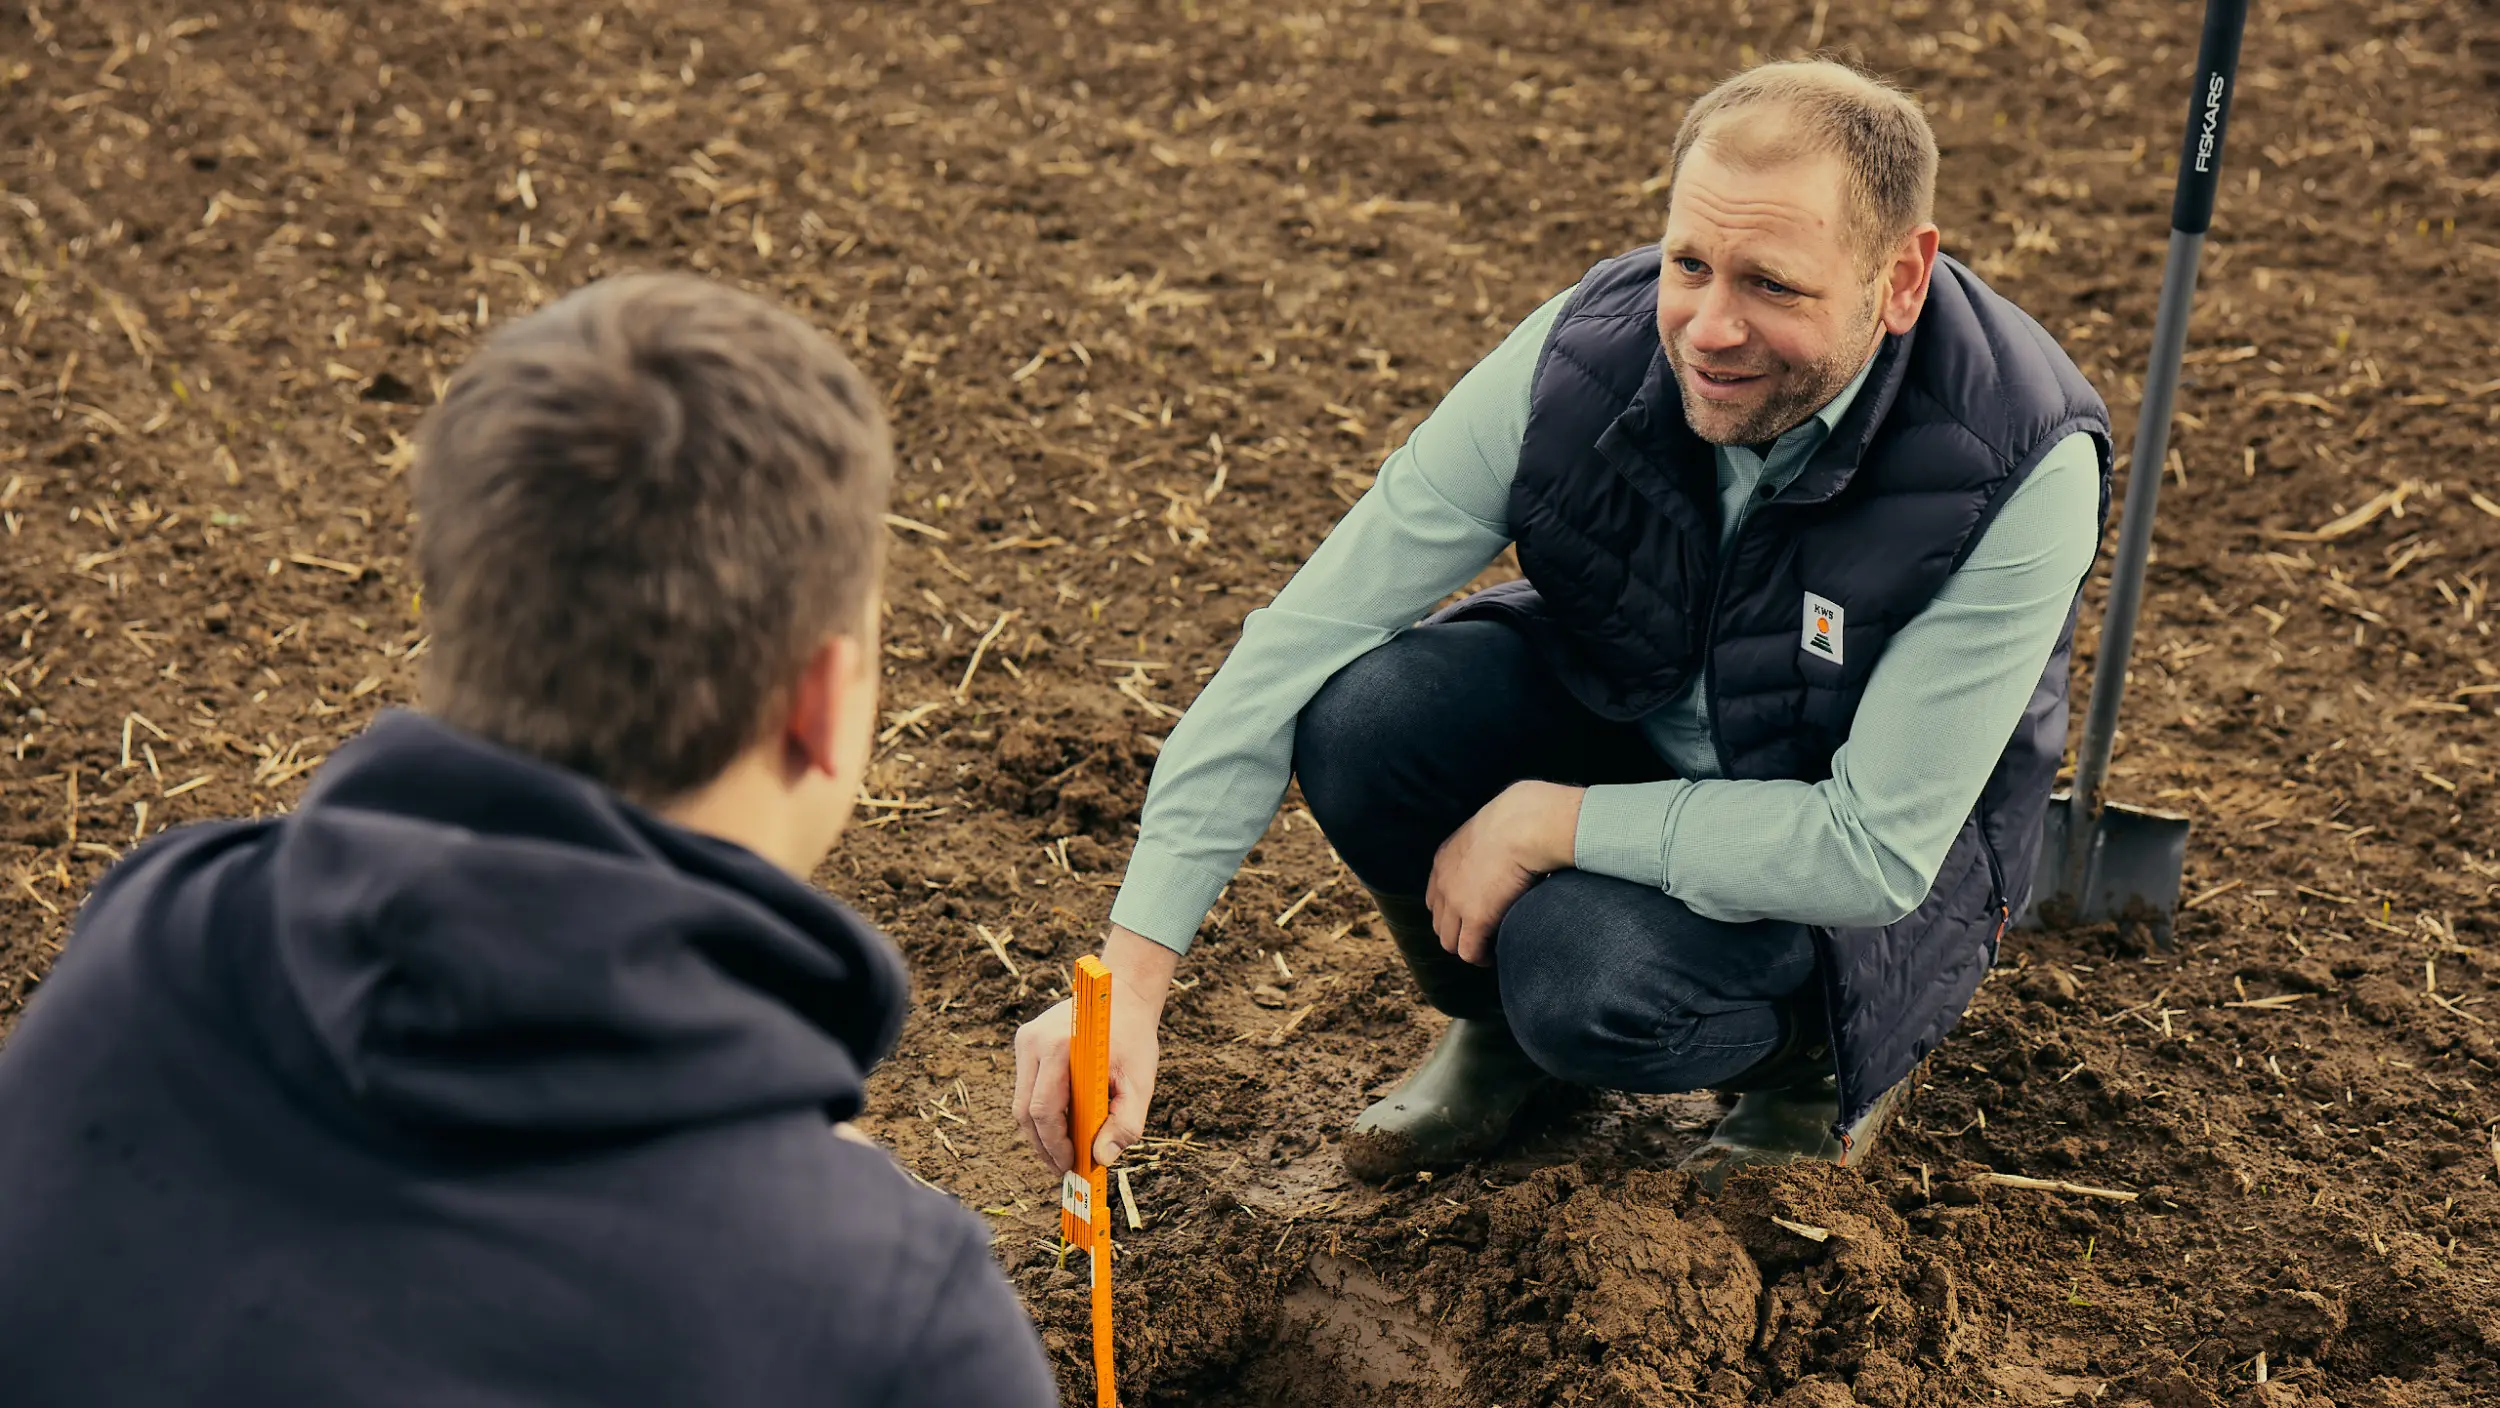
[1736,351,1881,499]
[1784,320,1920,505]
[1590,346,1718,514]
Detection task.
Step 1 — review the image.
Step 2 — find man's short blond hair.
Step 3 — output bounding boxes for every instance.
[413,274,893,805]
[1669,59,1939,270]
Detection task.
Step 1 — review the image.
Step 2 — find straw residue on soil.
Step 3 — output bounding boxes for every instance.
[4,0,2498,1405]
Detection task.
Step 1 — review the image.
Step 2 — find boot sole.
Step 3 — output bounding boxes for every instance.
[1337,1075,1569,1184]
[1338,1125,1426,1184]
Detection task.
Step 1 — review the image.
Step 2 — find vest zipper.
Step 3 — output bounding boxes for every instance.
[1975,820,2007,915]
[1974,813,2012,951]
[1712,484,1860,1135]
[1697,489,1765,779]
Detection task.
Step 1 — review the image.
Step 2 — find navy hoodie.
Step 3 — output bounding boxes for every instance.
[0,709,1057,1407]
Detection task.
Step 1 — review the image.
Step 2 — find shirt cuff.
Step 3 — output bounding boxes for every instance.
[1107,839,1237,956]
[1571,780,1689,891]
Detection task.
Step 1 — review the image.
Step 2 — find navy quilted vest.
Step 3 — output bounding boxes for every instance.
[1441,247,2112,1138]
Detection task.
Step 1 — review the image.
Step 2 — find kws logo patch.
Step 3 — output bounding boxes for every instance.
[1802,592,1843,664]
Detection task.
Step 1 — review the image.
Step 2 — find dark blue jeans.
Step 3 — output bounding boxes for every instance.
[1292,620,1820,1094]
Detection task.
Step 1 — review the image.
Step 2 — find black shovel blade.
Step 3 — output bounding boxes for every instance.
[2020,792,2192,946]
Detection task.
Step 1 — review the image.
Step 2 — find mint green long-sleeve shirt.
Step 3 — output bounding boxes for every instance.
[1110,288,2102,954]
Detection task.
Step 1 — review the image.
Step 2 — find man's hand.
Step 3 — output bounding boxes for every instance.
[1427,780,1583,966]
[1012,924,1178,1175]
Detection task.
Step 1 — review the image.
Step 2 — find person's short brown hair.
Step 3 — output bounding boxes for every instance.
[411,273,892,805]
[1669,59,1939,270]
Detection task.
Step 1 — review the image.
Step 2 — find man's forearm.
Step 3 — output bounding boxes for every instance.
[1104,290,1569,954]
[1576,774,1936,927]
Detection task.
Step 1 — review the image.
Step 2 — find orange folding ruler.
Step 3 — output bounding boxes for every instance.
[1058,955,1117,1408]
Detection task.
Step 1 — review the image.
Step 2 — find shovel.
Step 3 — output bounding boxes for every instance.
[2022,0,2248,948]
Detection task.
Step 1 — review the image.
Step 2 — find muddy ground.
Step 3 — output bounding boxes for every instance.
[4,0,2497,1404]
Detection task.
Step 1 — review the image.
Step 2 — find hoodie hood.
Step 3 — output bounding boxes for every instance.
[245,708,909,1141]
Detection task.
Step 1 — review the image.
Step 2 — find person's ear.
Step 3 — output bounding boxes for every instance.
[783,636,864,782]
[1879,224,1941,336]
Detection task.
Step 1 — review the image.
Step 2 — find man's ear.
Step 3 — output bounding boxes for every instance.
[1880,224,1942,336]
[783,636,863,781]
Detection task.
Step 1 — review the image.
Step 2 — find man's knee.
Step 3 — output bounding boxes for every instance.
[1495,874,1798,1092]
[1505,973,1686,1091]
[1293,646,1406,837]
[1292,623,1504,833]
[1495,877,1677,1087]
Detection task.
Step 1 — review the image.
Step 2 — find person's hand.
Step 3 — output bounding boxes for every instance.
[1013,924,1178,1175]
[1426,780,1583,966]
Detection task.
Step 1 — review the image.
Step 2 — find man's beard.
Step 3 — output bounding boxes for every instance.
[1668,295,1882,448]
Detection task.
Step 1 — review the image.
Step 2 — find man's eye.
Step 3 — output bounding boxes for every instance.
[1673,257,1708,276]
[1759,279,1797,297]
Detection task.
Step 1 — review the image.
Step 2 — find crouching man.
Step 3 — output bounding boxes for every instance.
[1016,59,2109,1188]
[0,276,1057,1406]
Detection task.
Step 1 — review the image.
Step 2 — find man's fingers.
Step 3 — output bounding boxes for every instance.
[1010,1030,1040,1151]
[1093,1074,1148,1167]
[1025,1043,1076,1174]
[1423,868,1449,947]
[1091,1118,1138,1169]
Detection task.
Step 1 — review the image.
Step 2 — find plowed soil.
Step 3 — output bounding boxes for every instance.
[4,1,2496,1405]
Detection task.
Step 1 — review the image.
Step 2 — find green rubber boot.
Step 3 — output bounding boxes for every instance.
[1338,891,1553,1183]
[1341,1016,1553,1182]
[1678,993,1912,1193]
[1678,1071,1913,1195]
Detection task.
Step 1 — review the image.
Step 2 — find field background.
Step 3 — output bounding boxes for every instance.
[3,1,2496,1404]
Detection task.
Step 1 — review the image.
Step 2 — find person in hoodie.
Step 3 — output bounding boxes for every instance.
[0,273,1059,1407]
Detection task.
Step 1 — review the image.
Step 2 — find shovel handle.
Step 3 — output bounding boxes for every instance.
[2170,0,2249,235]
[2063,0,2248,900]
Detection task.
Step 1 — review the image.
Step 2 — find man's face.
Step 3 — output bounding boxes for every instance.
[1656,143,1887,447]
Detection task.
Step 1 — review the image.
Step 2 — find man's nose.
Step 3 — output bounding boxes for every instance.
[1685,283,1747,354]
